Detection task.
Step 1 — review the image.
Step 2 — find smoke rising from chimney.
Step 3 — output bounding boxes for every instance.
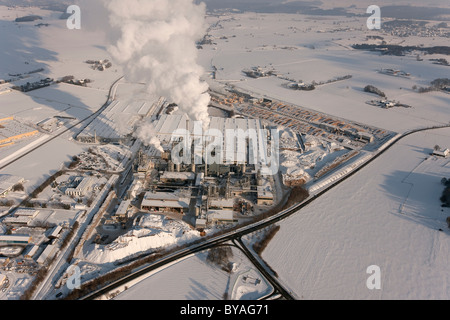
[134,121,164,153]
[100,0,211,128]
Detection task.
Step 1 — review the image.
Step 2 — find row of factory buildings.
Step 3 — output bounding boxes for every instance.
[111,114,277,230]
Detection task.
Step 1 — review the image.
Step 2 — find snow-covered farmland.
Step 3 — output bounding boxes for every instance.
[199,12,450,134]
[262,127,450,300]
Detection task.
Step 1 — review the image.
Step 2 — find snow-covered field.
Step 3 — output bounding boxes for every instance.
[199,12,450,133]
[262,127,450,300]
[0,136,85,193]
[0,5,118,196]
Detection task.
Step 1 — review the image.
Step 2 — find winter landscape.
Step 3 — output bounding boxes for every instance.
[0,0,449,303]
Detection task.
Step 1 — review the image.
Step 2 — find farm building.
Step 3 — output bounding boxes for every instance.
[433,148,449,158]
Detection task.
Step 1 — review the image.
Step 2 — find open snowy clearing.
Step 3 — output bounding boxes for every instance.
[262,127,450,300]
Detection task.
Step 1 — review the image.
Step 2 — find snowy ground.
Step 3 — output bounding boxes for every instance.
[115,246,273,300]
[199,12,450,133]
[0,272,33,300]
[0,136,86,195]
[81,213,202,265]
[0,5,123,198]
[262,127,450,300]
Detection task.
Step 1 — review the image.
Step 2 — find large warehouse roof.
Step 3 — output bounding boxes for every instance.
[141,191,190,209]
[151,114,269,166]
[77,96,164,141]
[0,234,31,245]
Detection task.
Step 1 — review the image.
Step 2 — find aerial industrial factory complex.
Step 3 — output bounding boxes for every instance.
[0,98,280,287]
[1,1,449,302]
[137,113,277,227]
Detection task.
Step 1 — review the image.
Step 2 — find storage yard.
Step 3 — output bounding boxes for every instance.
[0,117,39,149]
[211,91,393,150]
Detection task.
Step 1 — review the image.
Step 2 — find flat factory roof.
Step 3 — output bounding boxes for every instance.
[207,210,235,221]
[151,114,269,165]
[78,96,163,140]
[0,234,31,242]
[160,171,196,181]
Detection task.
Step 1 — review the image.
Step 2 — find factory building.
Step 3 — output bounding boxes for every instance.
[257,176,274,206]
[195,173,204,186]
[195,218,207,229]
[115,200,132,220]
[433,148,449,158]
[357,131,374,143]
[0,274,6,286]
[76,97,164,144]
[24,244,40,260]
[126,179,143,200]
[207,210,236,224]
[0,235,31,247]
[149,114,271,169]
[47,225,63,240]
[257,186,274,206]
[65,177,94,197]
[141,191,190,214]
[14,209,39,218]
[160,171,196,185]
[209,199,235,211]
[3,216,33,226]
[0,258,10,268]
[2,209,39,226]
[36,244,58,265]
[136,113,277,227]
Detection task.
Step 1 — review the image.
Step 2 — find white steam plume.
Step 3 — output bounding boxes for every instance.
[100,0,211,130]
